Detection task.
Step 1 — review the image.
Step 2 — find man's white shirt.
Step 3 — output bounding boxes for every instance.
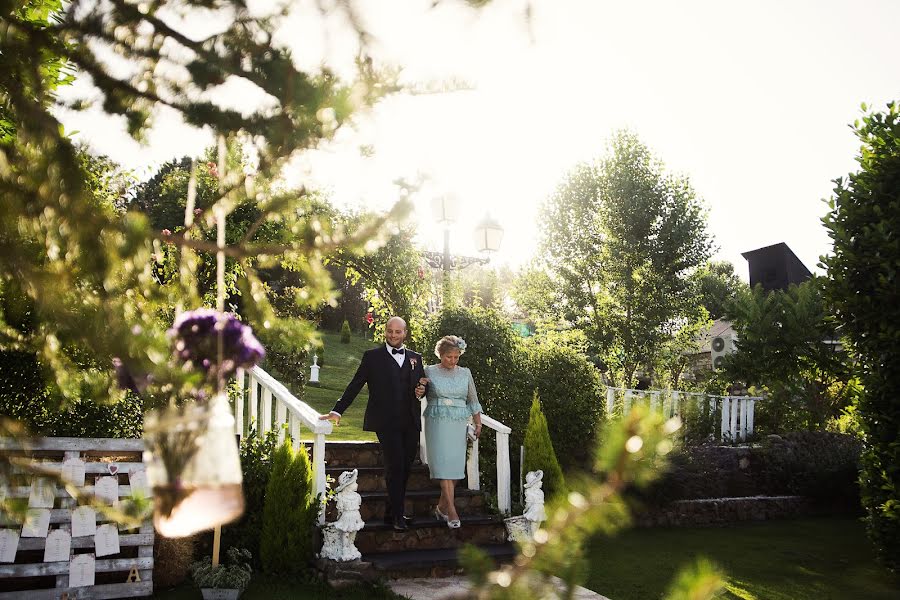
[386,343,406,367]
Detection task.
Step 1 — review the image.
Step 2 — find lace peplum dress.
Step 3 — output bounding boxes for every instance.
[422,364,483,480]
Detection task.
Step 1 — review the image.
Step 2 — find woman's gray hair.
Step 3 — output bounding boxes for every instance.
[434,335,467,358]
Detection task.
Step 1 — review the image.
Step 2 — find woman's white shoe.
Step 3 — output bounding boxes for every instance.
[447,518,461,529]
[434,506,449,522]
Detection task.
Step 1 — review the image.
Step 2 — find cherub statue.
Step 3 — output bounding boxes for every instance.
[320,469,365,562]
[523,470,547,535]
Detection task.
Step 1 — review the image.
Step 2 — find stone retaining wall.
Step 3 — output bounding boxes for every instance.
[635,495,812,528]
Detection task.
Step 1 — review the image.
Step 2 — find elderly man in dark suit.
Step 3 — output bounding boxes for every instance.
[320,316,427,532]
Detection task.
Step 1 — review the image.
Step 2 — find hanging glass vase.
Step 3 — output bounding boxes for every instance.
[143,393,244,537]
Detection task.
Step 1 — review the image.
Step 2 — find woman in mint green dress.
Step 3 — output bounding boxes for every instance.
[423,335,483,529]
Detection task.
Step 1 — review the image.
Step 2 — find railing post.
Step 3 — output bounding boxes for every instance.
[467,435,480,491]
[235,368,245,437]
[729,396,739,443]
[721,397,730,443]
[650,391,660,413]
[747,398,756,437]
[496,431,511,515]
[290,415,301,452]
[276,399,287,443]
[624,390,633,415]
[606,387,615,417]
[249,375,258,428]
[739,398,748,442]
[262,387,273,433]
[670,391,680,418]
[313,432,327,525]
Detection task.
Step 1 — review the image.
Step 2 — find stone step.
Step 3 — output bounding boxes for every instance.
[326,489,486,522]
[326,465,435,494]
[307,441,385,468]
[354,516,508,554]
[364,543,516,578]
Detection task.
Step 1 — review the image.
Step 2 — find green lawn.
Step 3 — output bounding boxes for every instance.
[583,517,899,600]
[296,331,378,442]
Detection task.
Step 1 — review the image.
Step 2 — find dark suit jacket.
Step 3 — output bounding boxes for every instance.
[332,346,426,432]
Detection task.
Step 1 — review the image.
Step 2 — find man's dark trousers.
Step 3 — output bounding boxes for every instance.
[376,427,418,521]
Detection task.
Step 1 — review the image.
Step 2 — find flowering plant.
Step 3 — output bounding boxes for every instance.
[169,309,265,383]
[456,337,467,352]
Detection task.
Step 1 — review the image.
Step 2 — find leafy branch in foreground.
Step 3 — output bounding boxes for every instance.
[460,406,725,600]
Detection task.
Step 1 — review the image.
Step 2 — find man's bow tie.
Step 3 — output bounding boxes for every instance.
[392,348,405,355]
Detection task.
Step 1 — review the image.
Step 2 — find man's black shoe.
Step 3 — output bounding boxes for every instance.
[392,517,409,532]
[403,515,414,525]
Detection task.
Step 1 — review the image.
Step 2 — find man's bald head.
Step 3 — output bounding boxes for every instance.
[385,316,408,348]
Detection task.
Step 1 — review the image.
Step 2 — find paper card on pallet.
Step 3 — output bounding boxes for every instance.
[95,475,119,505]
[21,508,51,538]
[71,505,97,537]
[69,553,96,587]
[129,468,149,497]
[43,528,72,562]
[95,523,120,557]
[0,528,18,562]
[28,477,55,508]
[61,457,86,487]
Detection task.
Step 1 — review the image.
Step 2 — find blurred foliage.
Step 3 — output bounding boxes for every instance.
[462,406,725,600]
[0,0,413,415]
[822,101,900,572]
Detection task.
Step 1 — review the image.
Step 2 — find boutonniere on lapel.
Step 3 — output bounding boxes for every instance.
[409,358,418,369]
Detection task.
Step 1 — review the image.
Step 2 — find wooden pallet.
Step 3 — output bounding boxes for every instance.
[0,437,153,599]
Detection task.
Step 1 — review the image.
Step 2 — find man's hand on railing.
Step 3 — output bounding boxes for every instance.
[319,411,341,425]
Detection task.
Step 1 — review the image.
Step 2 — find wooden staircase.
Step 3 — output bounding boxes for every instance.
[322,441,516,577]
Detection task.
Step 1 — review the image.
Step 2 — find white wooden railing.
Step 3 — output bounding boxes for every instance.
[234,365,513,520]
[234,366,333,522]
[605,386,762,443]
[419,399,513,515]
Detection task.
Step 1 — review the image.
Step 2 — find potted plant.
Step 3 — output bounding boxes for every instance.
[190,547,252,600]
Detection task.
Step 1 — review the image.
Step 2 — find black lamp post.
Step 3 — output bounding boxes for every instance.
[422,196,503,303]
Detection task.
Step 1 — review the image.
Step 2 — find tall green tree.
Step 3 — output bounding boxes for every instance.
[695,260,746,321]
[523,393,566,499]
[328,210,430,348]
[725,279,852,431]
[822,101,900,573]
[539,131,712,386]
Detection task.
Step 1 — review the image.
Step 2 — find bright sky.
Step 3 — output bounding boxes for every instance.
[58,0,900,280]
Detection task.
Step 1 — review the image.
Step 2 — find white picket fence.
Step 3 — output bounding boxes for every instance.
[234,366,513,517]
[605,387,762,443]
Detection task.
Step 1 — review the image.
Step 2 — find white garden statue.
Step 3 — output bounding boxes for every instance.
[504,469,547,542]
[523,469,547,535]
[319,469,365,562]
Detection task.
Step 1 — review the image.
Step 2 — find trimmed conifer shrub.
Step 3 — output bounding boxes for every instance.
[259,440,316,574]
[340,319,352,343]
[523,392,566,500]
